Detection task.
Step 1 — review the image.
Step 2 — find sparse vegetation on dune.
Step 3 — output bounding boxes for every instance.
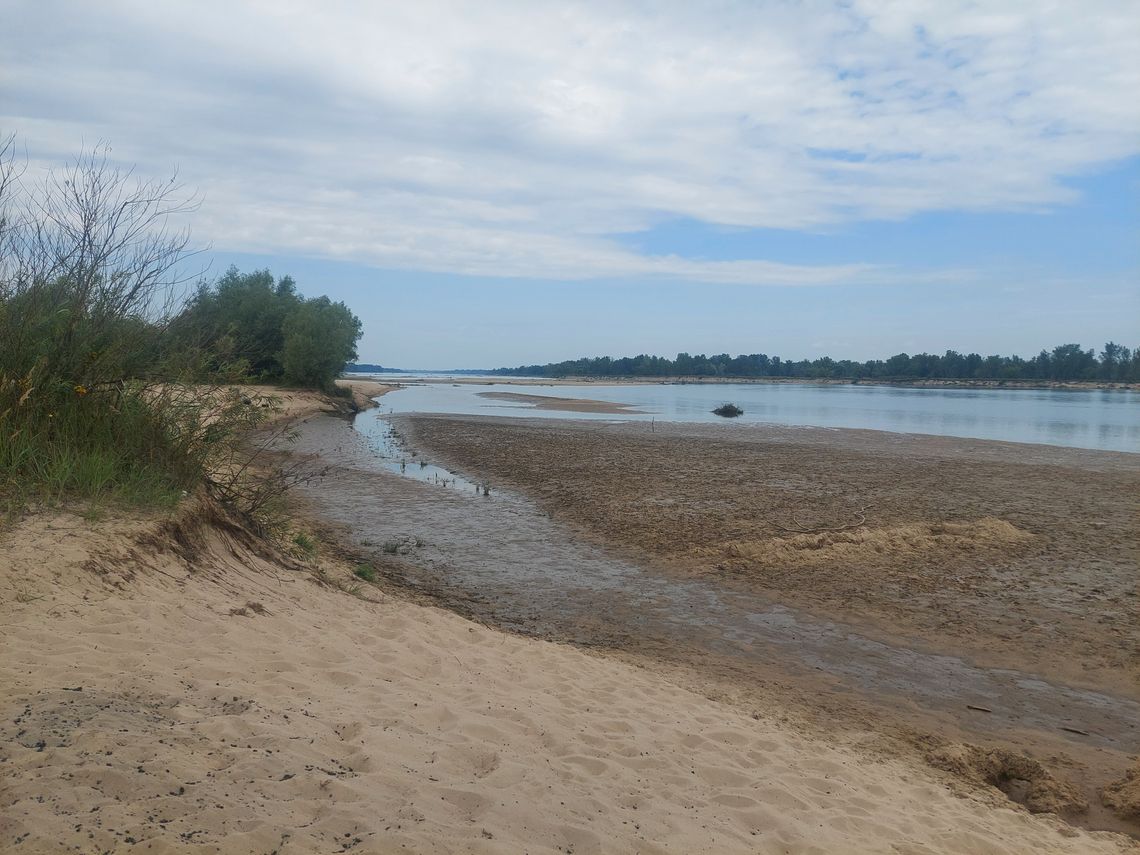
[0,135,362,516]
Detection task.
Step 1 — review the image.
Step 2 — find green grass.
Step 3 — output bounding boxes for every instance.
[0,384,197,512]
[0,370,284,520]
[352,563,377,583]
[292,532,317,557]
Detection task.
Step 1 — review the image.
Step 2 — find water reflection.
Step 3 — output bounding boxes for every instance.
[353,378,1139,453]
[354,411,484,492]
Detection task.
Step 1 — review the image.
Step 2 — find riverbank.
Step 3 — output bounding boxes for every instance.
[3,385,1137,852]
[2,502,1134,853]
[383,413,1139,835]
[398,415,1138,694]
[241,379,396,421]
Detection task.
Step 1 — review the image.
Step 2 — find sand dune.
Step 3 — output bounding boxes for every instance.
[1,507,1133,854]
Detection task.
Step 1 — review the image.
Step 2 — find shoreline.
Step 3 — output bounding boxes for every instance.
[4,384,1137,851]
[7,500,1133,852]
[349,374,1139,392]
[381,411,1139,835]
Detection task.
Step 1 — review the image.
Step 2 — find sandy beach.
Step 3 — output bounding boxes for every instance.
[2,502,1135,854]
[2,387,1138,853]
[388,412,1140,835]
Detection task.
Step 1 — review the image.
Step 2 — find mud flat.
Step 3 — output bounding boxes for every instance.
[297,412,1138,835]
[398,415,1138,695]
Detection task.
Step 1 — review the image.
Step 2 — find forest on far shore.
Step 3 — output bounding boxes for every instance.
[493,343,1139,383]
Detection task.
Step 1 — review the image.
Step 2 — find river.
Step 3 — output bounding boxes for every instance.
[349,376,1140,453]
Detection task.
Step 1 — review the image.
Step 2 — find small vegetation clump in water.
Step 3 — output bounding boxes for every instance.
[378,536,426,555]
[713,403,744,418]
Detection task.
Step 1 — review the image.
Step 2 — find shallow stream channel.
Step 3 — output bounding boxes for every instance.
[285,407,1140,774]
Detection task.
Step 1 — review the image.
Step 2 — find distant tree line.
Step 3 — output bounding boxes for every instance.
[494,343,1140,383]
[345,362,402,374]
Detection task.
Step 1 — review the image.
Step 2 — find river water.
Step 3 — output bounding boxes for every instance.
[350,375,1140,454]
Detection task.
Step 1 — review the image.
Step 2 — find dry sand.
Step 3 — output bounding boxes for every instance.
[240,380,397,421]
[2,505,1134,854]
[477,391,645,414]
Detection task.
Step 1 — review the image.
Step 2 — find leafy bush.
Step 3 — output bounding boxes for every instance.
[0,136,347,513]
[281,296,362,389]
[0,137,205,508]
[712,403,744,417]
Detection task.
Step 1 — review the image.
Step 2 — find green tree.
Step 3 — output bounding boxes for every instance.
[1100,342,1130,382]
[1050,343,1096,381]
[281,297,362,389]
[169,267,301,380]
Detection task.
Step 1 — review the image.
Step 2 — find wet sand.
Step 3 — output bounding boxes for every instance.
[398,415,1139,696]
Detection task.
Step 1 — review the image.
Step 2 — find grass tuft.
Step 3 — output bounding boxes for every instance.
[353,563,377,583]
[292,532,317,557]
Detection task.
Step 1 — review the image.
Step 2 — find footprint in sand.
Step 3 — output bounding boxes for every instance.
[561,754,610,776]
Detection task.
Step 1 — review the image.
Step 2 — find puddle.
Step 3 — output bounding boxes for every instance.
[352,410,485,493]
[289,413,1140,754]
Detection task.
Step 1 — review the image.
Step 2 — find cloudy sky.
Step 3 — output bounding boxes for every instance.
[3,0,1138,366]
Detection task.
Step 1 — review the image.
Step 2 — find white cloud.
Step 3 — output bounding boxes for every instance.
[2,0,1137,284]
